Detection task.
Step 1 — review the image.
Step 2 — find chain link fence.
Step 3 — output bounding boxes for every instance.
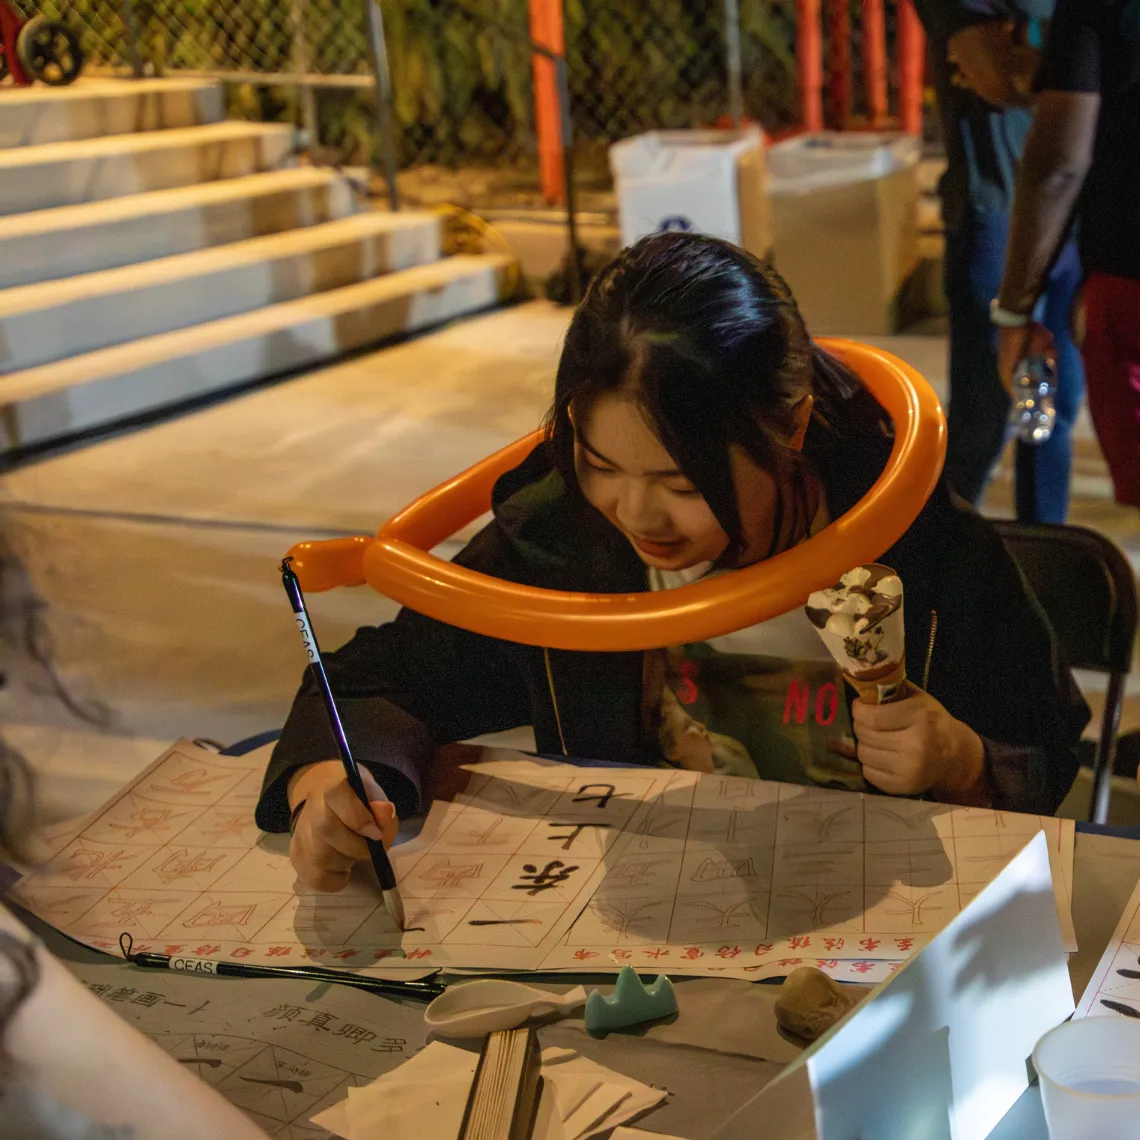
[16,0,896,206]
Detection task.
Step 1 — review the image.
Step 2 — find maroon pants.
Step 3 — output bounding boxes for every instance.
[1083,272,1140,507]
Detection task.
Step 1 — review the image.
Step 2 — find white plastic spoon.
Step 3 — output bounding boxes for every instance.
[424,979,588,1038]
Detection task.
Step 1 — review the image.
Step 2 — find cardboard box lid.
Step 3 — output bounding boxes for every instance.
[769,131,919,194]
[610,127,765,182]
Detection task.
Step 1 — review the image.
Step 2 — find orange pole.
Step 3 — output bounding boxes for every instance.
[897,0,926,136]
[797,0,824,131]
[863,0,889,128]
[826,0,851,129]
[529,0,566,206]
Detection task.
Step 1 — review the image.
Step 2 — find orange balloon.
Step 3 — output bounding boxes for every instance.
[287,339,946,651]
[285,535,372,592]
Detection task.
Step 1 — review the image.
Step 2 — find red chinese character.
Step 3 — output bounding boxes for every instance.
[815,959,839,969]
[302,947,327,960]
[823,937,845,952]
[266,946,292,957]
[789,936,812,950]
[859,938,881,952]
[895,937,915,952]
[611,949,633,960]
[753,943,774,956]
[230,947,253,958]
[716,945,742,959]
[776,958,803,968]
[681,947,704,961]
[572,949,599,961]
[851,961,877,974]
[163,945,185,956]
[134,944,153,953]
[373,949,398,960]
[889,962,902,972]
[645,948,670,959]
[194,945,221,956]
[406,948,433,960]
[334,949,359,960]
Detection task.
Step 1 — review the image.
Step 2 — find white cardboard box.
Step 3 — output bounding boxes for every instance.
[768,132,920,336]
[609,127,771,260]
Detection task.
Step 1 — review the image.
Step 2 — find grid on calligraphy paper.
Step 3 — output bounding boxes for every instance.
[10,744,1075,982]
[541,772,1076,976]
[150,1031,362,1131]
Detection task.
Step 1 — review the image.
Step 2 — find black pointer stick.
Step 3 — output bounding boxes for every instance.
[280,558,404,930]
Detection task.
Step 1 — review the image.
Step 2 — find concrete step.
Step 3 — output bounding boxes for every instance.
[0,78,224,149]
[0,210,442,371]
[0,168,358,290]
[0,121,294,215]
[0,254,514,451]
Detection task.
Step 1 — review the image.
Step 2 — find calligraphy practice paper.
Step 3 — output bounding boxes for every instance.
[66,957,429,1139]
[460,758,1076,978]
[11,743,1075,982]
[11,741,422,978]
[1074,872,1140,1020]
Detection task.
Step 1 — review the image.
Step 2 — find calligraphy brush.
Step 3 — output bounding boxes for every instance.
[280,557,405,930]
[120,935,443,1001]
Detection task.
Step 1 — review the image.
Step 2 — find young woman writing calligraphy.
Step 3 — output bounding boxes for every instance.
[256,233,1088,893]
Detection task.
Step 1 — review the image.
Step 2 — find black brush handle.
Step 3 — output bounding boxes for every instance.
[281,558,397,893]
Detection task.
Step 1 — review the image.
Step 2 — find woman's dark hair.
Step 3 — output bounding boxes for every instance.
[545,231,860,562]
[0,531,62,1066]
[0,740,37,1074]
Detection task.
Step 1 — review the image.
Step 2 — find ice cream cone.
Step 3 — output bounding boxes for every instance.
[843,661,907,705]
[806,564,907,704]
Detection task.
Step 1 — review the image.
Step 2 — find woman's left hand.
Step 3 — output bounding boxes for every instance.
[853,683,989,805]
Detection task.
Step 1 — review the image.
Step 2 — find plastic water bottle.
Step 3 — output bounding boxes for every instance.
[1008,354,1057,444]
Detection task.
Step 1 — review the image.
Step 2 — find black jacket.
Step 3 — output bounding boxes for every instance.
[257,369,1088,830]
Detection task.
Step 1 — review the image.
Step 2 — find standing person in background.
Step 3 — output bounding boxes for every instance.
[996,0,1140,511]
[913,0,1084,523]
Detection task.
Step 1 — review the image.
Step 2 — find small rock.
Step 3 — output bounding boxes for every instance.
[774,966,861,1042]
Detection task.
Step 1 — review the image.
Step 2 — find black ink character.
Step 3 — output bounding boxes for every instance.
[512,860,580,894]
[547,822,612,850]
[572,783,627,809]
[1101,998,1140,1018]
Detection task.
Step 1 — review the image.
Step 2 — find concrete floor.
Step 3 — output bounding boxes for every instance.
[0,301,1136,824]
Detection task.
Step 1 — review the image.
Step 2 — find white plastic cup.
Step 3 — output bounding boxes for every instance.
[1034,1017,1140,1140]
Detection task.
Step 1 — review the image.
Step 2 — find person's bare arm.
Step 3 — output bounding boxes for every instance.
[996,90,1100,385]
[2,909,270,1139]
[999,90,1099,313]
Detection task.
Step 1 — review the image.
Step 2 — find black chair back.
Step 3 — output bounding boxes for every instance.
[992,521,1137,822]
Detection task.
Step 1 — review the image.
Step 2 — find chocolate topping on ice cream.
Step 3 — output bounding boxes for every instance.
[805,565,905,681]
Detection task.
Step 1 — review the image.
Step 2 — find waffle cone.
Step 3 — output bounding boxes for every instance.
[844,661,907,705]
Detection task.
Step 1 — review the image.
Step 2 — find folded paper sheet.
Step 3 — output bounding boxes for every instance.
[11,743,1076,982]
[311,1042,667,1140]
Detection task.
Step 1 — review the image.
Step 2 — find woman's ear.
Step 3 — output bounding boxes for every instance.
[786,394,814,452]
